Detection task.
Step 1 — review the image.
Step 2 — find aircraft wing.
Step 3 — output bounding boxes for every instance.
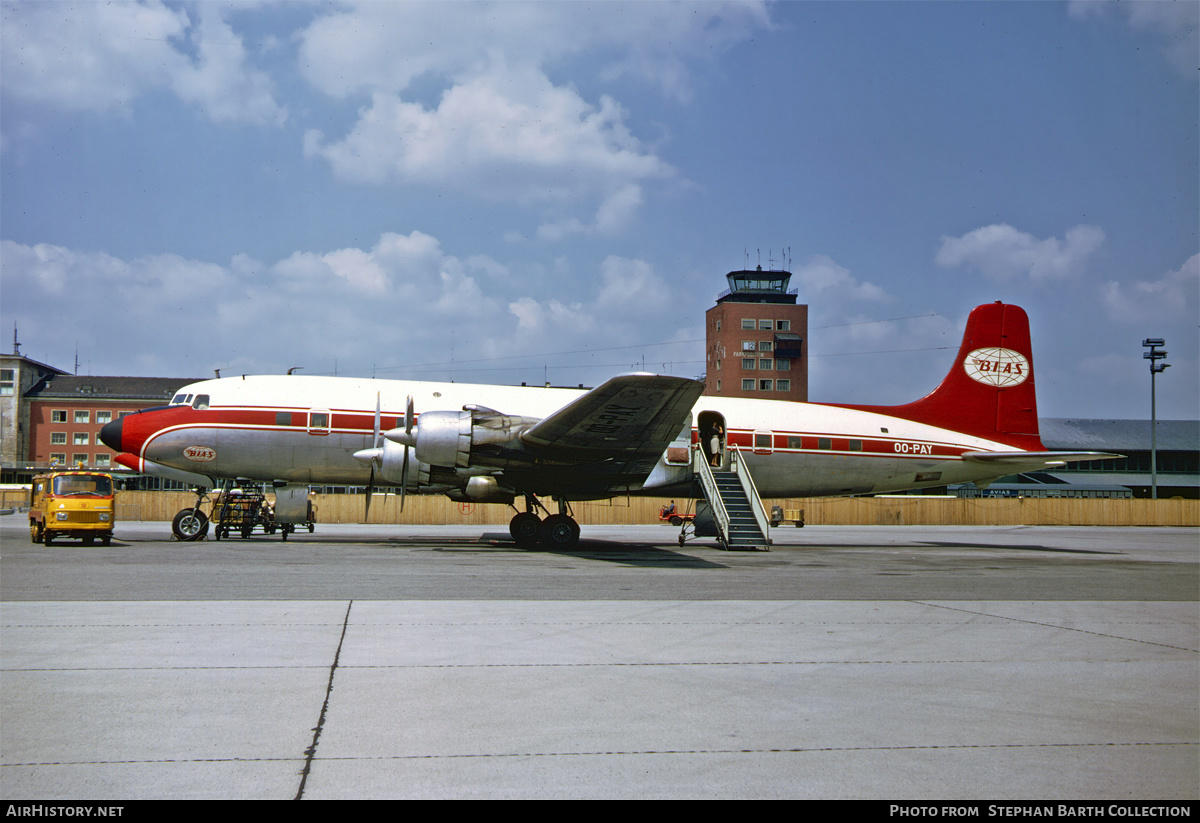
[515,373,705,492]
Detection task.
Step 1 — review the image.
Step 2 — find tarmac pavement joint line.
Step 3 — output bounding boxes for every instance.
[295,599,354,800]
[916,601,1200,654]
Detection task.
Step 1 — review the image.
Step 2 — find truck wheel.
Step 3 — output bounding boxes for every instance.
[172,509,209,541]
[30,521,42,544]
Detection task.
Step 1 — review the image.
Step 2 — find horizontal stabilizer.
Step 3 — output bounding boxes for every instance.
[961,451,1122,469]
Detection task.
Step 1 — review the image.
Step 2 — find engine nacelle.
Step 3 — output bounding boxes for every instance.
[411,410,472,468]
[388,405,539,470]
[377,438,427,487]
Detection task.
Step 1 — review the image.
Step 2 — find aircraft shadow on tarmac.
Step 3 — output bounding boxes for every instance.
[366,532,728,569]
[471,533,730,568]
[118,528,725,567]
[913,541,1121,555]
[75,529,1118,561]
[800,540,1120,555]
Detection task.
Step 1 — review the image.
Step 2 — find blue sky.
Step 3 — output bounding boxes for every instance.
[2,0,1196,419]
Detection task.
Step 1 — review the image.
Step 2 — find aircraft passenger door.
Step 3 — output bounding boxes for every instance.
[698,410,727,469]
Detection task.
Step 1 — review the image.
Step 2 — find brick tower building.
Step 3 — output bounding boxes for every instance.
[704,267,808,401]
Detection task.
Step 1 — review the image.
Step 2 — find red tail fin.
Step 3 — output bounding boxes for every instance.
[840,302,1045,449]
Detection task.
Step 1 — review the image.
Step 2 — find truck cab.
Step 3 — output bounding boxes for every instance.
[29,471,116,546]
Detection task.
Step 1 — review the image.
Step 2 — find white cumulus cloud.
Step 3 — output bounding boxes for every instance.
[1101,253,1200,324]
[792,255,889,302]
[1,1,285,126]
[297,1,773,100]
[1069,0,1199,77]
[936,224,1105,283]
[305,61,671,236]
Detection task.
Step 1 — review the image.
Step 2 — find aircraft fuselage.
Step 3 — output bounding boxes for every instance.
[104,373,1028,499]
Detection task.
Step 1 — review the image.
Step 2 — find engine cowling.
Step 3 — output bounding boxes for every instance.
[408,410,471,468]
[386,405,539,470]
[375,438,407,484]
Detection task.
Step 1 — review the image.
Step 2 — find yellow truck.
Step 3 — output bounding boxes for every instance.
[29,470,116,546]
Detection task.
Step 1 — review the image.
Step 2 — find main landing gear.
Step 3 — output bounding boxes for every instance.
[508,494,581,550]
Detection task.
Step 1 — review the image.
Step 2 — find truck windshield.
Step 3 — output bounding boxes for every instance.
[51,475,113,496]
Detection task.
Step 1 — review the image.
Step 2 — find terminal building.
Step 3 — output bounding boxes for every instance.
[976,418,1199,500]
[0,350,196,486]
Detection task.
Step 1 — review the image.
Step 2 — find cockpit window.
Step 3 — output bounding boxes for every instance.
[171,393,188,405]
[192,395,210,410]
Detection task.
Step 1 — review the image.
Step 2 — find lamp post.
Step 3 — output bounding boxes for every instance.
[1142,339,1170,499]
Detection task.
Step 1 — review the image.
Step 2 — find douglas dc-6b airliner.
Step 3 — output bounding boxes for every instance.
[100,302,1116,549]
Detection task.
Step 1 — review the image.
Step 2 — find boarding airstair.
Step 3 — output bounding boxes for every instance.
[692,445,771,551]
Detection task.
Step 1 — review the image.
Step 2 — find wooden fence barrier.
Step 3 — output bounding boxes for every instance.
[3,489,1195,527]
[4,489,1195,527]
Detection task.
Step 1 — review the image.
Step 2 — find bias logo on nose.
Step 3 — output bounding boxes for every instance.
[183,446,217,462]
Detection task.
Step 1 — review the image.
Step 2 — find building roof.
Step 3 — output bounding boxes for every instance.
[1040,418,1199,453]
[26,375,201,403]
[0,352,68,377]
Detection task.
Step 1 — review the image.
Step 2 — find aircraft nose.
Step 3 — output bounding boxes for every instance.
[99,417,123,452]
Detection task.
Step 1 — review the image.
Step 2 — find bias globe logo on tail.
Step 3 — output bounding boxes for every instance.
[964,347,1030,387]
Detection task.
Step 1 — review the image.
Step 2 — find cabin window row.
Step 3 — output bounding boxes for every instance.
[749,434,865,451]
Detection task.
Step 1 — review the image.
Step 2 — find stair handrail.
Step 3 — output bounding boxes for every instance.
[692,445,730,547]
[729,445,771,546]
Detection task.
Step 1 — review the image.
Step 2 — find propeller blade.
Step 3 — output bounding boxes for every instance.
[400,395,413,513]
[385,395,417,446]
[373,392,382,448]
[365,392,381,522]
[399,445,409,512]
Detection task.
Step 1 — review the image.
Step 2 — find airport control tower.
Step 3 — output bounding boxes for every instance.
[704,266,808,401]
